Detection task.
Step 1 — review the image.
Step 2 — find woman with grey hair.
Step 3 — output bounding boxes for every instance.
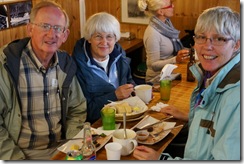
[133,6,240,160]
[73,12,135,124]
[138,0,190,82]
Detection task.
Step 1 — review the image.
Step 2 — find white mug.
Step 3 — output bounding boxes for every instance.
[112,129,138,156]
[134,84,152,104]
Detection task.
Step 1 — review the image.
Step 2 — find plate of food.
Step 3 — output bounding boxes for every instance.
[57,127,118,153]
[115,113,146,122]
[136,121,176,145]
[104,96,148,121]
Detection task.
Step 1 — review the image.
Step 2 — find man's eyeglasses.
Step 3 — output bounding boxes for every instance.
[92,33,116,42]
[31,23,66,34]
[193,35,234,46]
[161,0,174,9]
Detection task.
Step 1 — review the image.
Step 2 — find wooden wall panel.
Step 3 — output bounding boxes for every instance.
[85,0,240,39]
[0,0,240,54]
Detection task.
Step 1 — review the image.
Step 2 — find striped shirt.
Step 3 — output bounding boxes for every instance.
[18,42,62,149]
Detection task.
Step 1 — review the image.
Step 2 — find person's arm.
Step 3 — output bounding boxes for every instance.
[147,40,189,72]
[160,105,189,122]
[65,76,87,138]
[144,27,190,73]
[74,66,119,124]
[0,80,25,159]
[0,105,25,160]
[144,30,176,72]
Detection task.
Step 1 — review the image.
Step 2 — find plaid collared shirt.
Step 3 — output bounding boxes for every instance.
[18,42,62,149]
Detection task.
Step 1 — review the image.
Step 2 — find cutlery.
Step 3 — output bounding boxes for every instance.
[139,115,174,130]
[134,126,153,132]
[131,115,150,130]
[151,124,183,137]
[123,112,127,139]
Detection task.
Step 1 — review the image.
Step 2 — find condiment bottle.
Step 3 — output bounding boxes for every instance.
[187,45,195,82]
[80,122,96,160]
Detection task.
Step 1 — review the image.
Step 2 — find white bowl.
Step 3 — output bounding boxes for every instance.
[136,130,149,141]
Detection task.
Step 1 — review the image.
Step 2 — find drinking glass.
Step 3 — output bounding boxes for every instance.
[160,79,172,101]
[101,107,116,130]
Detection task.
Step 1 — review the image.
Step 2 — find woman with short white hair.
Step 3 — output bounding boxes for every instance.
[133,6,240,160]
[73,12,135,124]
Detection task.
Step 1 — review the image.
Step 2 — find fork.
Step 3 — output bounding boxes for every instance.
[150,124,183,137]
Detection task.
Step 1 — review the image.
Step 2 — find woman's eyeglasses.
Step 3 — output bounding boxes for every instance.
[92,33,116,42]
[161,0,174,9]
[193,35,234,46]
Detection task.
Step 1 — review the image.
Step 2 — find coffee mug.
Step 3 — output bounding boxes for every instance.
[134,84,152,104]
[112,129,138,156]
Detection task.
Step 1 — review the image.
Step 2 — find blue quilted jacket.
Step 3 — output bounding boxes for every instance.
[72,38,135,124]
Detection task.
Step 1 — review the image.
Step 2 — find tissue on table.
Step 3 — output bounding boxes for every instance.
[150,102,169,112]
[159,64,178,81]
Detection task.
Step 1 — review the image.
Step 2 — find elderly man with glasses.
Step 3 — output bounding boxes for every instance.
[0,1,87,160]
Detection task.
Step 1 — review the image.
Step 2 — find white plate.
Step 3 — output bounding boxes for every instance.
[57,125,120,153]
[137,121,176,145]
[115,114,146,122]
[131,115,159,129]
[107,96,148,120]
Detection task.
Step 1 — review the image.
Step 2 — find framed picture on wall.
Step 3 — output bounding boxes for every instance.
[9,0,32,27]
[0,4,9,30]
[0,0,32,31]
[121,0,149,25]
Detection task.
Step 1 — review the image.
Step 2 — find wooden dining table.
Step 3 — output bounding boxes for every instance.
[51,63,197,160]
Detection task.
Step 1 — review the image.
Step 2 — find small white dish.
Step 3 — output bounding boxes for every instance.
[136,130,149,141]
